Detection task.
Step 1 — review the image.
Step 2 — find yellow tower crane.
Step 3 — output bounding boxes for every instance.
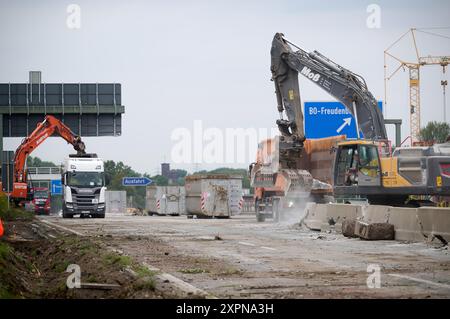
[384,28,450,144]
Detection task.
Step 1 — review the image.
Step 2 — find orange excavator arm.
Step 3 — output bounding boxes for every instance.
[11,115,86,199]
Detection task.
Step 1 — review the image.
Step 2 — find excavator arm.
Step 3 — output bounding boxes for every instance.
[271,33,387,142]
[11,115,86,199]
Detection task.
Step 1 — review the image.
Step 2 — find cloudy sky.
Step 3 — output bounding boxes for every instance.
[1,0,449,174]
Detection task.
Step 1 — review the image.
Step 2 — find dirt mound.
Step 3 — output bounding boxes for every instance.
[0,220,163,299]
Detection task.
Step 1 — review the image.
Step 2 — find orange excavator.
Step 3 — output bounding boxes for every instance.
[10,115,86,201]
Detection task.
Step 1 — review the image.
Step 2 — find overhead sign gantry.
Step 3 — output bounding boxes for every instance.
[0,71,125,191]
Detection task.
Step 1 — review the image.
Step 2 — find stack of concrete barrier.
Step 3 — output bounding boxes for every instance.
[302,203,450,243]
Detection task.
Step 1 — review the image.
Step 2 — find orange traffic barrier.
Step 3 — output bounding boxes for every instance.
[0,218,4,237]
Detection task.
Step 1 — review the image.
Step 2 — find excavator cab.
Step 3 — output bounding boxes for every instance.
[334,141,381,188]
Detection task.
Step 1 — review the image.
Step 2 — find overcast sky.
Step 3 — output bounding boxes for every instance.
[1,0,449,174]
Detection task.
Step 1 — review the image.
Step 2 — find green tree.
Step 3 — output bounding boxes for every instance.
[418,121,450,144]
[103,160,147,209]
[27,156,58,167]
[151,175,169,186]
[103,160,174,209]
[170,169,188,178]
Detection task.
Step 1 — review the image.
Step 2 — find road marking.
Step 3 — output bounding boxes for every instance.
[388,274,450,290]
[39,218,85,236]
[238,241,256,247]
[142,262,216,299]
[261,246,276,251]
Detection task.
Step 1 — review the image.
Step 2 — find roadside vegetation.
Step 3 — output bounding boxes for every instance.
[0,194,33,221]
[0,195,160,298]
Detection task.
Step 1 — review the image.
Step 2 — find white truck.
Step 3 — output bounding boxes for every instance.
[62,154,106,218]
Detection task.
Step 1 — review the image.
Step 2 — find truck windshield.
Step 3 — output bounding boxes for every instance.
[67,172,105,188]
[34,191,49,199]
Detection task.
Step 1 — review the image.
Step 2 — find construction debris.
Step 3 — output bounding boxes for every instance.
[355,221,395,240]
[342,219,358,238]
[80,283,121,290]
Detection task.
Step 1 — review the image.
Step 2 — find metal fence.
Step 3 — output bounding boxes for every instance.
[242,195,255,213]
[27,167,62,175]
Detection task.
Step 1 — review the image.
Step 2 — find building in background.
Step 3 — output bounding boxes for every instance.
[161,163,184,184]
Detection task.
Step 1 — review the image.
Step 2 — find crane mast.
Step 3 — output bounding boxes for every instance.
[384,28,450,143]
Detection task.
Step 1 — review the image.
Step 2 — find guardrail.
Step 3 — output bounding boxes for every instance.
[27,167,62,175]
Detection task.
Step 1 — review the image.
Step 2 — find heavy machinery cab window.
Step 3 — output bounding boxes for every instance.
[67,172,105,188]
[335,145,358,186]
[358,145,380,177]
[335,144,381,186]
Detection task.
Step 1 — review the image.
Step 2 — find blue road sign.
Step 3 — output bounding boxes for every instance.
[51,179,62,195]
[304,101,383,139]
[122,177,152,187]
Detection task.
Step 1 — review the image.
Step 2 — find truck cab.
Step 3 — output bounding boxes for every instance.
[32,187,51,215]
[62,154,106,218]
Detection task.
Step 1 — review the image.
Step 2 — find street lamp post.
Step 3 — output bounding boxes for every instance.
[442,80,448,123]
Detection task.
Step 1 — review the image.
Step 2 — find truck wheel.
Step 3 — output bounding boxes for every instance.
[273,198,280,222]
[255,199,265,222]
[256,212,265,222]
[62,210,73,219]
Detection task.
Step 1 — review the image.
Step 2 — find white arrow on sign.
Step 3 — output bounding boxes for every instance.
[336,117,352,133]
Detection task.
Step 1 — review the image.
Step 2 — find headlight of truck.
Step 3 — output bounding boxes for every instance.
[97,203,105,209]
[66,203,73,208]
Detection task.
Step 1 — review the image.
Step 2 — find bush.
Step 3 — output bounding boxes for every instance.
[0,194,33,221]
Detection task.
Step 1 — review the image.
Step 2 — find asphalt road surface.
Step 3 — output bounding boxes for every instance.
[38,213,450,298]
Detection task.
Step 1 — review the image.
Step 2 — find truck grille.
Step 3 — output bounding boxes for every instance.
[73,194,96,209]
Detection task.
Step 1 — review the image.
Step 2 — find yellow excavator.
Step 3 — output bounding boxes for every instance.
[250,33,450,220]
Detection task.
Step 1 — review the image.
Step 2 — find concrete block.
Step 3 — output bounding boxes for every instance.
[417,207,450,244]
[303,203,450,244]
[342,219,358,238]
[355,221,395,240]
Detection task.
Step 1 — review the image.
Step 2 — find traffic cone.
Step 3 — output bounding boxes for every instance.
[0,218,4,237]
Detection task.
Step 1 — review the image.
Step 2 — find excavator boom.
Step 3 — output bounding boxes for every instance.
[11,115,86,199]
[271,33,387,141]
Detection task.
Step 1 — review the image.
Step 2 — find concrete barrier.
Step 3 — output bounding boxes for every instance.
[303,203,450,243]
[417,207,450,243]
[384,207,423,242]
[361,205,391,223]
[302,203,324,231]
[303,203,362,232]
